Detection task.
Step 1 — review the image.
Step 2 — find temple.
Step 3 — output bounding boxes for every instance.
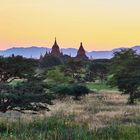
[51,38,61,55]
[76,42,88,60]
[40,39,89,61]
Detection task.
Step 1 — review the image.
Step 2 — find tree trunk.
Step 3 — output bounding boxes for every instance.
[129,92,134,104]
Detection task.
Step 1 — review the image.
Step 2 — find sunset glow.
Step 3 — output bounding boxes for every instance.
[0,0,140,51]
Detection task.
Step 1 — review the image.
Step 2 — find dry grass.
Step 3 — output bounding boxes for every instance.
[46,90,140,128]
[0,90,140,128]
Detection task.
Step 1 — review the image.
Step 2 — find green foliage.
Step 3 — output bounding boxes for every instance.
[53,84,70,97]
[54,84,89,99]
[45,65,89,100]
[64,59,87,82]
[69,84,89,100]
[47,68,68,84]
[87,60,110,82]
[0,56,37,83]
[0,80,53,112]
[40,55,64,68]
[46,67,73,87]
[110,49,140,104]
[87,82,117,92]
[0,116,140,140]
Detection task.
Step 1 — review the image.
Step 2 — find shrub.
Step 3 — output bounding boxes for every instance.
[0,80,53,113]
[53,84,70,97]
[46,67,72,88]
[53,84,89,100]
[69,84,89,100]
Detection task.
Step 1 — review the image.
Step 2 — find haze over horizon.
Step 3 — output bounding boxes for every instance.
[0,0,140,51]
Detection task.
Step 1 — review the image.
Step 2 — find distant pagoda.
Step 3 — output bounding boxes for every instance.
[51,38,61,55]
[39,38,65,68]
[40,40,89,62]
[76,42,88,60]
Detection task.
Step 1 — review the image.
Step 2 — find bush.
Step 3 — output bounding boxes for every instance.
[53,84,70,97]
[46,67,72,88]
[0,80,53,112]
[54,84,89,100]
[69,84,89,100]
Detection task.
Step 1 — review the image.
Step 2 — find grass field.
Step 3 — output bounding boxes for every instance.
[87,82,117,92]
[0,115,140,140]
[0,83,140,140]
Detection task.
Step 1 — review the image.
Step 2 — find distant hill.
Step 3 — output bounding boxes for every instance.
[0,46,140,59]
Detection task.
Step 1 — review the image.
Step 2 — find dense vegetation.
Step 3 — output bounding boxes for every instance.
[0,49,140,113]
[110,49,140,104]
[0,49,140,139]
[0,115,140,140]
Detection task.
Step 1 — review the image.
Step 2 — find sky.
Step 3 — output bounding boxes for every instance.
[0,0,140,51]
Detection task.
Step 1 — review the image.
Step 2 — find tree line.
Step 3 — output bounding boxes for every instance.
[0,49,140,112]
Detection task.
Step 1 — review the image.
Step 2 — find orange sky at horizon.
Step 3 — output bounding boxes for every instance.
[0,0,140,51]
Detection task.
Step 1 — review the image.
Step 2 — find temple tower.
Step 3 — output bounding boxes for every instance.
[76,42,88,60]
[51,38,61,55]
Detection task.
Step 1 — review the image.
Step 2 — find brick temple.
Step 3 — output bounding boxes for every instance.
[76,42,88,60]
[41,38,89,60]
[51,38,61,55]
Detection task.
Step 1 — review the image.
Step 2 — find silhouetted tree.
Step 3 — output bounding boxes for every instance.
[87,61,109,82]
[0,56,37,83]
[39,55,64,68]
[64,59,85,82]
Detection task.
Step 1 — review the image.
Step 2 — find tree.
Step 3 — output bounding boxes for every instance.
[39,55,64,68]
[87,61,109,82]
[45,66,89,100]
[64,59,86,82]
[0,56,52,113]
[110,49,140,104]
[0,56,37,83]
[0,80,52,113]
[53,84,89,100]
[69,84,89,100]
[46,67,73,88]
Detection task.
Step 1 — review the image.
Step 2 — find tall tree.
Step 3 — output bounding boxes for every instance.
[64,59,85,82]
[88,61,109,82]
[110,49,140,104]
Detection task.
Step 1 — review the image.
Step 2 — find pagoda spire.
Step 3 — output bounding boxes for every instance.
[51,38,61,55]
[80,42,83,47]
[54,37,57,45]
[76,42,88,60]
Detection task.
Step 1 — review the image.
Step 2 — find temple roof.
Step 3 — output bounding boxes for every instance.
[51,38,61,55]
[76,42,88,60]
[78,42,86,53]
